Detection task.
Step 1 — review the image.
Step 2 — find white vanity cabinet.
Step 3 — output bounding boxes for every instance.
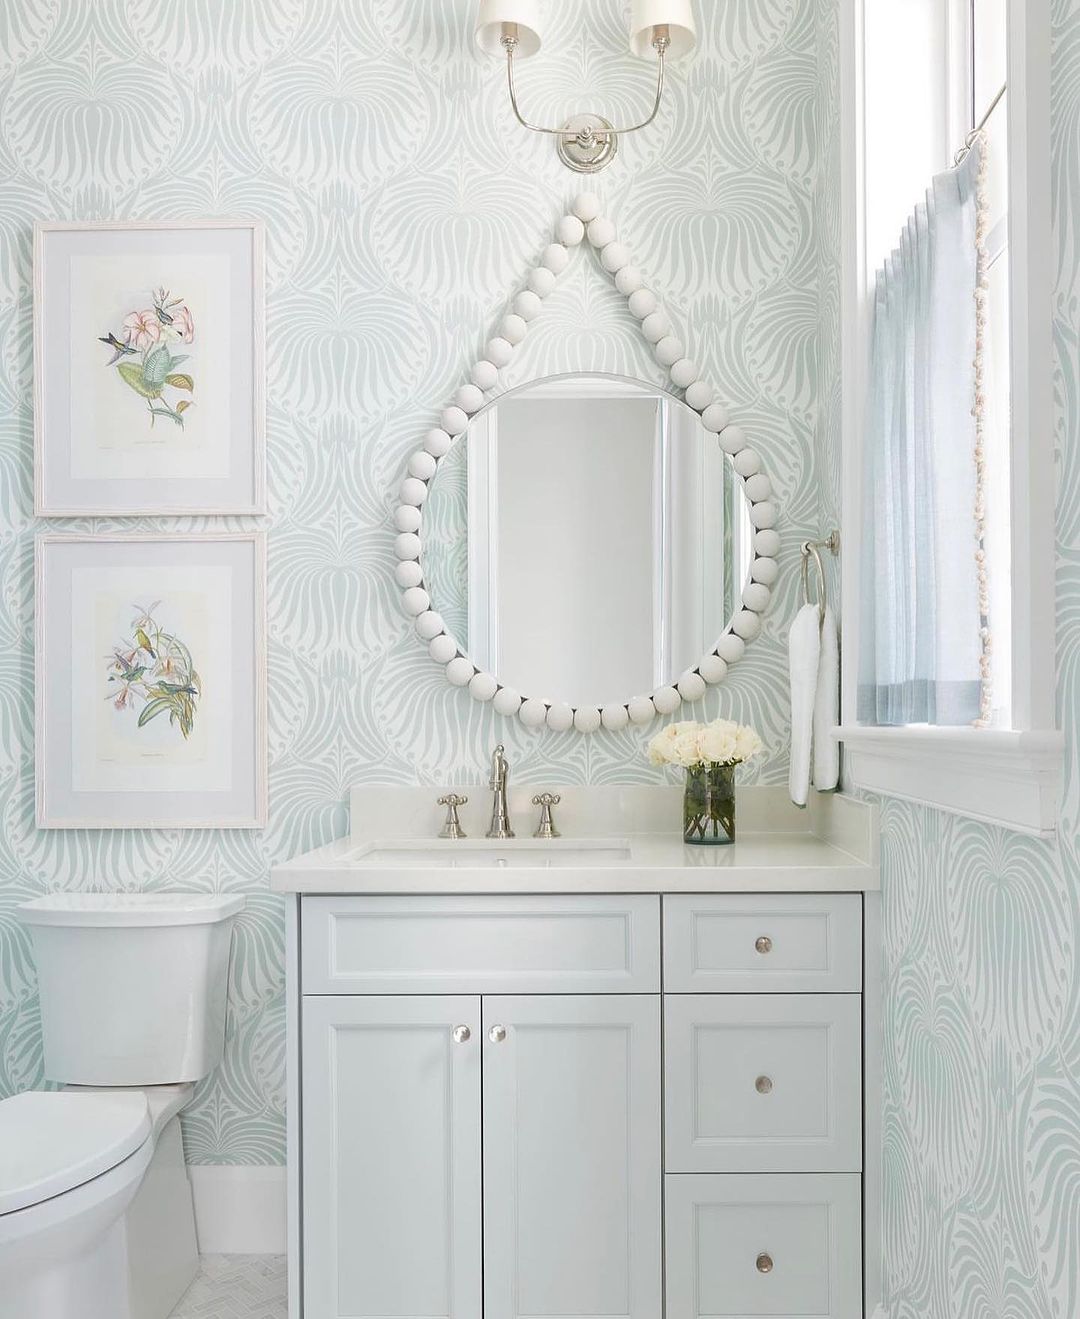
[291,890,867,1319]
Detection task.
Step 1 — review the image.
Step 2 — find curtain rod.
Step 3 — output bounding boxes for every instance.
[974,82,1007,134]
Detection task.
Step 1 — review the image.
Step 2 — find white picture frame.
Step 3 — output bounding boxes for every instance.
[34,219,265,516]
[36,532,267,829]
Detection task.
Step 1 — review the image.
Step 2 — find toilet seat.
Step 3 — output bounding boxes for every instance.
[0,1091,151,1216]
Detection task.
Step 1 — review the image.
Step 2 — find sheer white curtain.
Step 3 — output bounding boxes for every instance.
[858,143,986,726]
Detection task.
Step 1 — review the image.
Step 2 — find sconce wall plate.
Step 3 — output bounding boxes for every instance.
[557,115,618,173]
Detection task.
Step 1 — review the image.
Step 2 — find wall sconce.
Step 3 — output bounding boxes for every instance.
[475,0,697,173]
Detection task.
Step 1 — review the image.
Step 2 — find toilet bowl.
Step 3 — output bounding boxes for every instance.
[0,893,245,1319]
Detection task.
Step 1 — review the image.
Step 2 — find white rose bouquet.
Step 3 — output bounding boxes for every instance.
[646,719,762,845]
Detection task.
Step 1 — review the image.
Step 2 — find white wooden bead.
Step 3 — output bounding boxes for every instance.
[742,582,771,613]
[454,384,484,414]
[733,448,760,477]
[744,473,772,502]
[513,290,542,321]
[441,406,468,435]
[750,500,777,529]
[587,217,616,247]
[698,653,728,684]
[402,586,430,616]
[628,288,657,319]
[446,656,474,686]
[546,701,574,731]
[755,529,781,556]
[628,695,656,724]
[541,243,570,274]
[717,424,747,454]
[470,359,499,391]
[716,633,745,664]
[601,704,630,730]
[600,241,631,273]
[685,380,713,411]
[751,556,779,586]
[469,672,498,702]
[424,427,453,456]
[415,611,444,640]
[677,671,707,701]
[557,214,585,246]
[519,698,548,727]
[641,311,672,343]
[574,706,602,733]
[669,358,699,388]
[399,476,428,506]
[493,686,522,715]
[500,314,527,344]
[395,531,421,560]
[487,337,514,367]
[429,634,457,664]
[395,559,423,588]
[528,266,557,297]
[408,450,437,480]
[654,335,684,367]
[653,685,682,715]
[701,403,730,432]
[615,266,644,295]
[394,504,422,533]
[573,192,601,222]
[732,610,762,640]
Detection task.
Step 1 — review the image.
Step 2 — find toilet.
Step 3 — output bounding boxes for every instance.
[0,892,245,1319]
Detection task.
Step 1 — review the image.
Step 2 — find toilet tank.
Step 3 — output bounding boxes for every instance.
[17,894,245,1086]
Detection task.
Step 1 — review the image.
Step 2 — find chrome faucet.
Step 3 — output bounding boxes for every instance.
[487,744,514,839]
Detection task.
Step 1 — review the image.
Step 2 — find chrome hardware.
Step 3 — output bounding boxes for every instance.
[756,1252,774,1274]
[755,1075,773,1094]
[755,935,773,954]
[452,1024,472,1044]
[487,744,515,839]
[489,1024,507,1043]
[532,792,561,839]
[438,793,468,840]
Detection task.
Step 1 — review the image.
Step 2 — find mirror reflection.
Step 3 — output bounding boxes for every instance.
[423,374,752,709]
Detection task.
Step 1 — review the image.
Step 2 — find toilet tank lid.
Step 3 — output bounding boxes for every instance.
[16,893,245,928]
[0,1091,151,1215]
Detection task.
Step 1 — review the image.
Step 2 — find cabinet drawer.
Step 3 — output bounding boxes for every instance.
[665,995,861,1173]
[663,894,862,992]
[301,894,660,994]
[665,1173,861,1319]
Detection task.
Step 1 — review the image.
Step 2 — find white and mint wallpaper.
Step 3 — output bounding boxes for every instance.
[0,1,839,1164]
[876,1,1080,1316]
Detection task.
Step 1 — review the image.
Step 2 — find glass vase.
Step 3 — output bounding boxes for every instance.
[683,762,736,845]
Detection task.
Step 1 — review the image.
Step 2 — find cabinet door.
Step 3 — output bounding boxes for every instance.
[482,994,662,1319]
[302,995,482,1319]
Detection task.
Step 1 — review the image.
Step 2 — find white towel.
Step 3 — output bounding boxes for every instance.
[814,605,840,790]
[788,603,821,807]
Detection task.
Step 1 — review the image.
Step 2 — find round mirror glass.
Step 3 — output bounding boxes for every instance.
[421,373,753,710]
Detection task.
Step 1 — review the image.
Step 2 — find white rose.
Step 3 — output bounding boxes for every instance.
[647,720,702,765]
[670,729,705,768]
[699,725,737,763]
[733,727,762,762]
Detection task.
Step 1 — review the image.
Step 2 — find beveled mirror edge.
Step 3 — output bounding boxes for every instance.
[392,192,781,733]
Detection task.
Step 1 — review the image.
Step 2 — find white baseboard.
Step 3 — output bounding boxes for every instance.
[188,1165,287,1255]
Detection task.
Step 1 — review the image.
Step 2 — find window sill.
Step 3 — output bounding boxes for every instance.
[834,726,1064,837]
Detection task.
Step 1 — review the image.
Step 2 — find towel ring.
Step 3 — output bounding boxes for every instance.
[800,541,827,627]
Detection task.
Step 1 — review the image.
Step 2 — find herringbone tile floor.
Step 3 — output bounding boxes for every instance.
[169,1254,287,1317]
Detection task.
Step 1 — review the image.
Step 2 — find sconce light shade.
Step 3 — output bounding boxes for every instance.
[629,0,697,58]
[475,0,542,57]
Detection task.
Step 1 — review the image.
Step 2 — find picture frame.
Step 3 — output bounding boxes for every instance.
[34,220,265,516]
[36,532,267,829]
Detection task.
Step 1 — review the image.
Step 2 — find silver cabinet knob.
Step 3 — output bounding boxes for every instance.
[756,1252,774,1274]
[755,1075,773,1094]
[755,935,773,954]
[452,1024,471,1044]
[488,1024,507,1043]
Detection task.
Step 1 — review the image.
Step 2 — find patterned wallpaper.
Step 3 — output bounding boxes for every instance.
[876,1,1080,1315]
[0,0,839,1163]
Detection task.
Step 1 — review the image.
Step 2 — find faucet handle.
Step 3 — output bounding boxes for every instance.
[532,792,561,839]
[437,793,468,840]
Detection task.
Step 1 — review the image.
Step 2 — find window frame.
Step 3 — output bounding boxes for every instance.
[836,0,1062,836]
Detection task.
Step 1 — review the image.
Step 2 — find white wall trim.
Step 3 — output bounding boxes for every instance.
[189,1166,287,1255]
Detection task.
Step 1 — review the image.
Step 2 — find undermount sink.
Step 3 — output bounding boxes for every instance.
[355,838,633,868]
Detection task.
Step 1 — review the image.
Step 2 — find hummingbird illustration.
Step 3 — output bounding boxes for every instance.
[98,331,136,365]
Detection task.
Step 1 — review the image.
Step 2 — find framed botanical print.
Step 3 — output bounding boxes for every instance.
[34,220,265,515]
[36,532,267,829]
